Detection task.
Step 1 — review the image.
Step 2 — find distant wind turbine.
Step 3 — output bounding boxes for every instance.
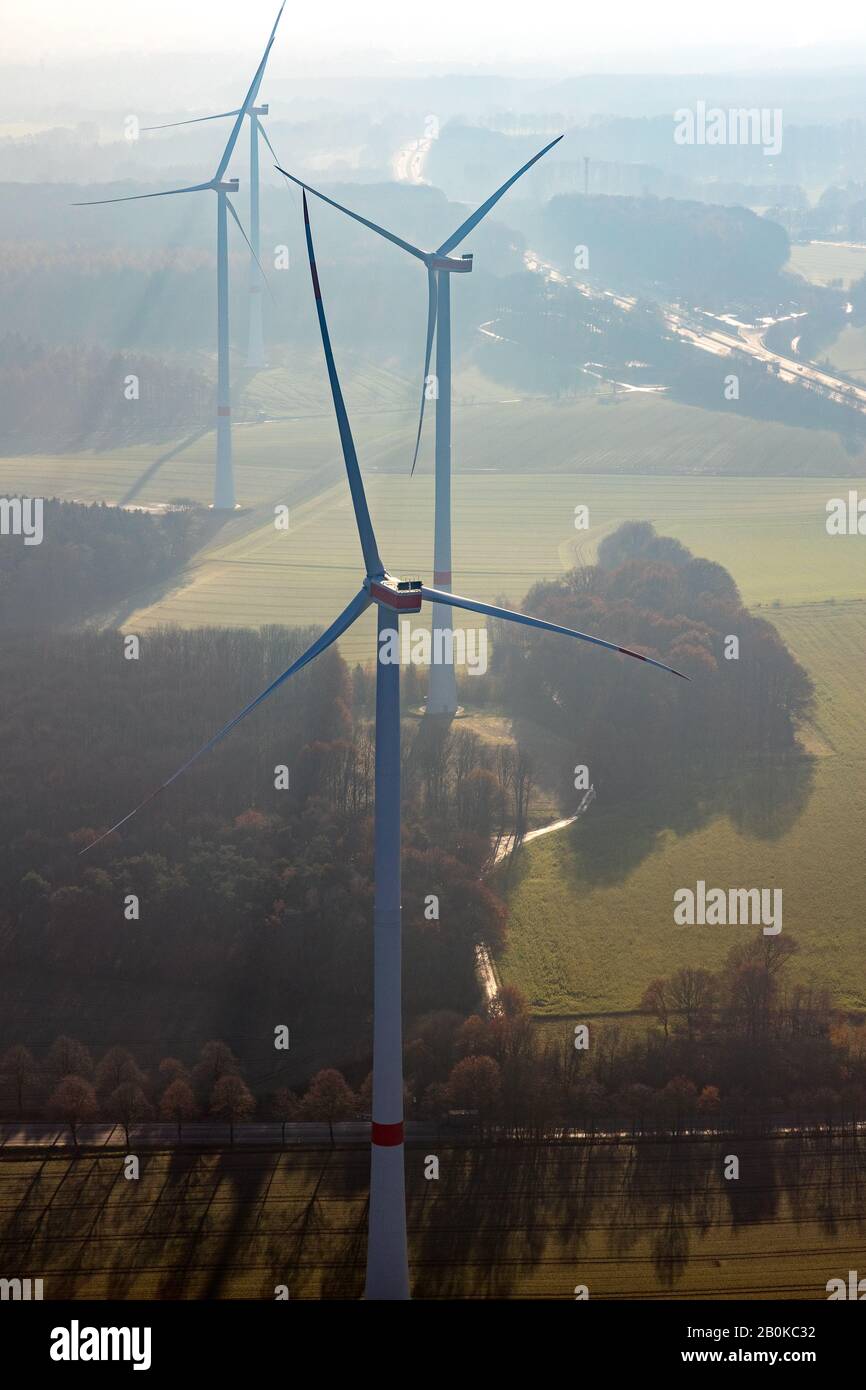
[74,2,286,510]
[81,191,687,1300]
[141,50,285,368]
[277,134,562,714]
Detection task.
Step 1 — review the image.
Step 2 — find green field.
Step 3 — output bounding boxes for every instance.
[1,1136,862,1299]
[787,241,866,288]
[497,599,866,1015]
[125,472,866,667]
[2,387,864,514]
[821,323,866,385]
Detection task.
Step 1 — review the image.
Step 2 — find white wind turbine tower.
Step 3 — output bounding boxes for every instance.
[75,3,285,509]
[140,39,286,368]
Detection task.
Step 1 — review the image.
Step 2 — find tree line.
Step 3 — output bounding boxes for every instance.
[0,1035,372,1148]
[0,499,215,631]
[6,932,864,1145]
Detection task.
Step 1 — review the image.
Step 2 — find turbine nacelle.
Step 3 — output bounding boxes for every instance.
[367,576,424,612]
[214,178,240,194]
[428,252,473,273]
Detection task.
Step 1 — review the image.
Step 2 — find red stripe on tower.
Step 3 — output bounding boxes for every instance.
[217,406,231,417]
[371,1121,404,1147]
[433,571,452,586]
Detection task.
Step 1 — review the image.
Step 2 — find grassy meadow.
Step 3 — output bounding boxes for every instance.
[126,470,866,665]
[2,385,864,514]
[497,594,866,1016]
[787,241,866,288]
[822,323,866,384]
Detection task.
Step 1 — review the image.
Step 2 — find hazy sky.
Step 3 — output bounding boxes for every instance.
[6,0,864,67]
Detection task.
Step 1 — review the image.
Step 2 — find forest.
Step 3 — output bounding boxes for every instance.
[492,521,814,819]
[0,499,217,630]
[4,941,864,1139]
[539,191,791,302]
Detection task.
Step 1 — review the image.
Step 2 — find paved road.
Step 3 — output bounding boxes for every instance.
[0,1120,440,1149]
[2,1118,859,1150]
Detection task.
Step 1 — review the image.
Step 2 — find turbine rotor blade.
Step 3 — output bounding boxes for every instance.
[276,167,428,263]
[79,587,371,854]
[436,134,564,256]
[72,180,214,207]
[420,585,690,680]
[302,191,384,579]
[410,267,438,476]
[142,110,241,132]
[257,120,280,167]
[214,0,286,182]
[226,196,275,301]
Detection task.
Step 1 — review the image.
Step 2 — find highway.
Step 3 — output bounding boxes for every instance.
[523,247,866,416]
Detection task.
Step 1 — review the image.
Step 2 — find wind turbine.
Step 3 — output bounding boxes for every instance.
[277,134,562,715]
[74,3,286,510]
[140,61,285,369]
[82,191,688,1300]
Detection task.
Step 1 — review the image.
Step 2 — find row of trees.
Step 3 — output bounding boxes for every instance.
[7,933,864,1146]
[0,1037,365,1148]
[1,1037,252,1144]
[402,936,866,1139]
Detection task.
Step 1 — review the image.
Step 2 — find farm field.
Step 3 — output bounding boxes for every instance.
[822,323,866,384]
[496,598,866,1016]
[1,1135,861,1299]
[0,407,407,509]
[2,379,865,513]
[787,241,866,288]
[125,472,866,666]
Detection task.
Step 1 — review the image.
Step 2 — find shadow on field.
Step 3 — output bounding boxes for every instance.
[4,1133,866,1298]
[500,751,815,892]
[118,427,211,507]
